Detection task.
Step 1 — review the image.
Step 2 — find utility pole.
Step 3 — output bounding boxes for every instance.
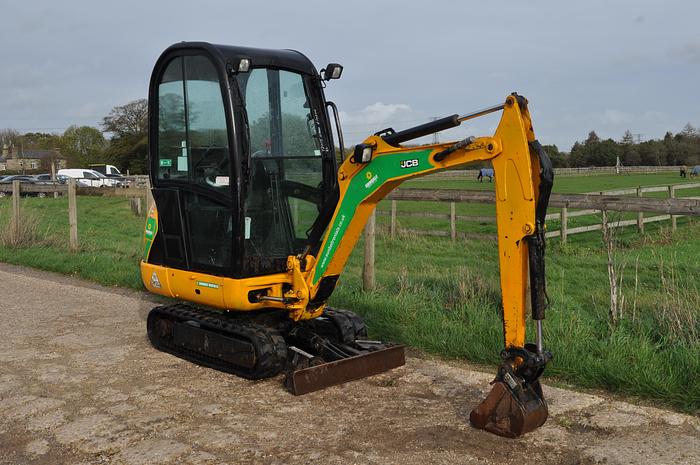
[431,117,440,144]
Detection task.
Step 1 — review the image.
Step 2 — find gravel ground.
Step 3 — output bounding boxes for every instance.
[1,263,699,465]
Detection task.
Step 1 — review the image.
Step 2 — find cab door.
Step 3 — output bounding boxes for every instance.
[151,54,235,276]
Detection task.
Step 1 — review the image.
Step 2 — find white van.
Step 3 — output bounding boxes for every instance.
[89,164,122,176]
[57,169,118,187]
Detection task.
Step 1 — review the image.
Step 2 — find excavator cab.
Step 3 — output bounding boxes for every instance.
[147,43,338,278]
[143,42,553,438]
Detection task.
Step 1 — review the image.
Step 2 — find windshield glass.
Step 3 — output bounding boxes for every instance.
[239,68,327,275]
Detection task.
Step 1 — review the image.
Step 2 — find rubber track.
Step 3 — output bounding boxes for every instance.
[147,303,287,380]
[323,307,368,342]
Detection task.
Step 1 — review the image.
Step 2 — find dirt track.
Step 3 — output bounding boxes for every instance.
[1,263,699,465]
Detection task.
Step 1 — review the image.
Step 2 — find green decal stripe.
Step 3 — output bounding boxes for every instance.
[196,281,220,289]
[312,149,433,284]
[142,216,157,261]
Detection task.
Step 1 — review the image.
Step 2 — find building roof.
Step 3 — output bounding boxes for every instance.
[0,149,65,161]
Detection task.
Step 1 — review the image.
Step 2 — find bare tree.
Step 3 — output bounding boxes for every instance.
[102,99,148,137]
[601,210,626,326]
[0,128,21,147]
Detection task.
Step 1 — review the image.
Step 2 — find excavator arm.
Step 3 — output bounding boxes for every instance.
[283,93,554,437]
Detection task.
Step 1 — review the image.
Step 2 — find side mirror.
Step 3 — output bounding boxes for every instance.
[321,63,343,81]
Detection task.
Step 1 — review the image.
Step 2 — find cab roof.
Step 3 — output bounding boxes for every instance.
[161,41,319,76]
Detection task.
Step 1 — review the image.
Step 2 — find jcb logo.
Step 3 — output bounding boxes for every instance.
[400,159,419,169]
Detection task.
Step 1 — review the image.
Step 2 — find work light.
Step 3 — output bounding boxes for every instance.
[237,58,251,73]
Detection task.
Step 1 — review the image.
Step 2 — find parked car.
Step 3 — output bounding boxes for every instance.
[0,175,49,198]
[34,173,69,184]
[57,168,116,187]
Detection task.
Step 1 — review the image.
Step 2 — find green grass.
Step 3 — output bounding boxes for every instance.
[0,196,144,288]
[0,174,699,413]
[333,226,700,412]
[378,172,700,236]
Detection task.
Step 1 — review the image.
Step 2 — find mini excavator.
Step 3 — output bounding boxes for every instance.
[141,42,554,438]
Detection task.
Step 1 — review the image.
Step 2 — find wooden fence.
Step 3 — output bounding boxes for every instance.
[3,180,698,292]
[421,165,686,179]
[377,183,700,244]
[3,181,152,251]
[362,184,700,289]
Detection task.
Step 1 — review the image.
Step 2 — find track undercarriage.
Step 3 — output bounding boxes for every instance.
[147,305,405,394]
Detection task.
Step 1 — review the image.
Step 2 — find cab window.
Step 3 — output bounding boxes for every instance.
[238,68,325,274]
[156,55,230,191]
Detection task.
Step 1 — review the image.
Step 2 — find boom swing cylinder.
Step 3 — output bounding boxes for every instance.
[141,42,553,439]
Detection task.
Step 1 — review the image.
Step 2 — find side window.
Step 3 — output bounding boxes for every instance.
[157,58,187,181]
[156,55,230,190]
[279,70,319,157]
[245,69,271,155]
[185,56,230,189]
[84,171,98,179]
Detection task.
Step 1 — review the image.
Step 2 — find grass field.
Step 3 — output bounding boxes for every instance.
[1,172,699,413]
[378,172,700,237]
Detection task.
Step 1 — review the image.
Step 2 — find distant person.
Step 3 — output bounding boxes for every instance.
[680,165,687,178]
[691,166,700,178]
[477,168,494,183]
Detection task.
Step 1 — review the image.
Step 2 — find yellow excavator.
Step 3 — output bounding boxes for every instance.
[141,42,554,438]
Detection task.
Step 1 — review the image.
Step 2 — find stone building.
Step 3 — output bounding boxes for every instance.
[0,143,67,172]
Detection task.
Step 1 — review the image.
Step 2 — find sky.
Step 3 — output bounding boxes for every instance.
[1,0,699,151]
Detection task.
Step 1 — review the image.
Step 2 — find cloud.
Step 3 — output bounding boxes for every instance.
[340,102,414,127]
[602,110,633,125]
[339,102,419,142]
[669,41,700,64]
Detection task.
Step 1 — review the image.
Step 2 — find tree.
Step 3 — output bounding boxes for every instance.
[22,132,61,150]
[0,128,21,148]
[621,130,634,145]
[585,131,600,145]
[102,99,148,137]
[60,125,106,167]
[680,123,697,138]
[102,99,148,174]
[542,144,568,167]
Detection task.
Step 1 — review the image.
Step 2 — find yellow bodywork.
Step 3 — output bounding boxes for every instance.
[141,94,542,349]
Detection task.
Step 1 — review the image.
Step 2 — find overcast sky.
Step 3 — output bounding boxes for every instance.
[1,1,699,150]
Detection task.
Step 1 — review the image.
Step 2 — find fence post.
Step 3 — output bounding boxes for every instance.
[668,185,677,232]
[601,209,608,235]
[390,200,397,238]
[636,186,644,233]
[11,180,20,245]
[560,206,568,244]
[51,162,58,199]
[363,210,376,291]
[68,178,78,252]
[450,202,456,241]
[145,179,155,213]
[129,197,142,216]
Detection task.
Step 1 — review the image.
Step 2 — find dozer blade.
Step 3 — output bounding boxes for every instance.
[469,379,548,438]
[285,345,405,395]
